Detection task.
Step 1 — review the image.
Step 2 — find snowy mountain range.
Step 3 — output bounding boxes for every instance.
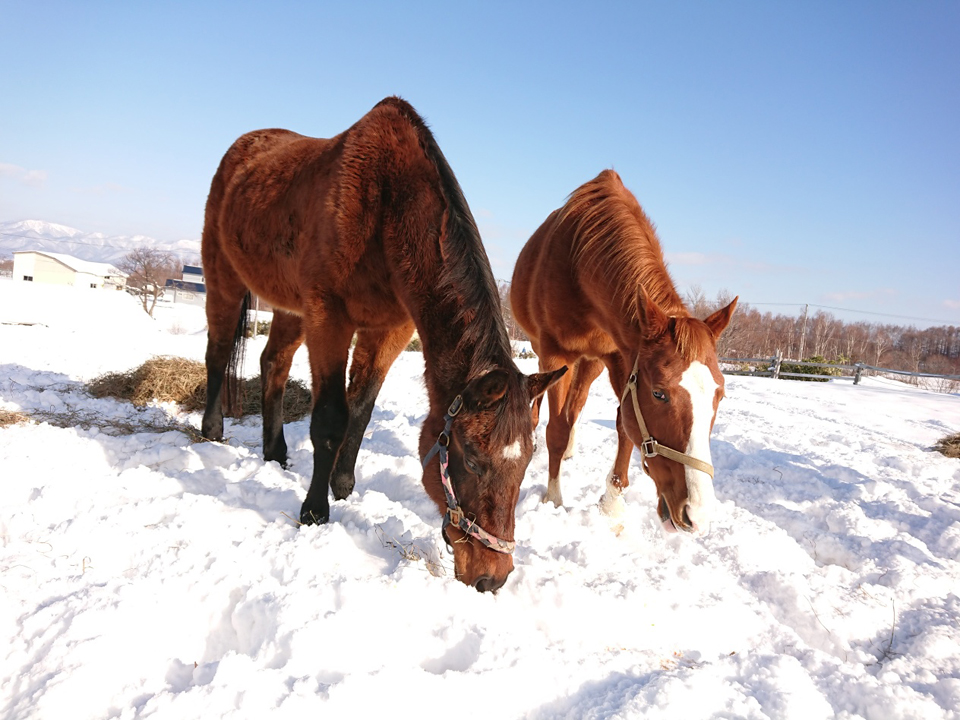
[0,219,201,266]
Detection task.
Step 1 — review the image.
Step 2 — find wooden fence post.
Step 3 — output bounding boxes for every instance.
[854,363,864,385]
[773,352,782,380]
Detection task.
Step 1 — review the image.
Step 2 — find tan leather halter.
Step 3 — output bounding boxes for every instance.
[620,357,715,479]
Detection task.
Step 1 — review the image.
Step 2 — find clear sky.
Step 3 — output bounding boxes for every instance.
[2,1,958,327]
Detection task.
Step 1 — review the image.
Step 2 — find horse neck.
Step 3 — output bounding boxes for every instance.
[413,293,515,407]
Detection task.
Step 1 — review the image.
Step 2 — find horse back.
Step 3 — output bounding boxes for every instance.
[511,206,619,359]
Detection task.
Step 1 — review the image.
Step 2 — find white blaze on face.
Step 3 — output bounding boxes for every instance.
[678,361,719,532]
[502,439,522,460]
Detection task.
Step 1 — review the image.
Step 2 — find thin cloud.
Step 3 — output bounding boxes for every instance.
[69,182,128,196]
[822,288,897,302]
[0,162,47,187]
[665,251,712,266]
[944,299,960,310]
[665,251,801,275]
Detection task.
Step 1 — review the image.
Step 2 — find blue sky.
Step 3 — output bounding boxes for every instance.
[2,1,957,327]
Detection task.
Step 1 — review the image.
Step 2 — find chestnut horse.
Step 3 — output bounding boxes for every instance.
[200,97,564,591]
[511,170,736,534]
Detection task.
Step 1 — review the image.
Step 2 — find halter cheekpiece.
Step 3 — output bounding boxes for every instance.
[621,358,715,479]
[422,395,516,555]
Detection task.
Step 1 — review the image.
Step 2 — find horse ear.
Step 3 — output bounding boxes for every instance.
[704,296,738,338]
[526,366,567,402]
[462,369,510,409]
[639,287,670,337]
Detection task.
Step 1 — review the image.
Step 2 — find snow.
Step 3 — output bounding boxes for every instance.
[0,220,201,266]
[2,277,959,719]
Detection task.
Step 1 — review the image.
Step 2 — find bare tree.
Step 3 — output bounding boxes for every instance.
[684,284,711,319]
[117,247,182,317]
[497,279,528,343]
[0,257,13,278]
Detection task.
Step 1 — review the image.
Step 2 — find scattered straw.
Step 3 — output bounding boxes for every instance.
[375,525,448,577]
[934,432,960,459]
[0,409,30,428]
[87,356,312,421]
[25,407,205,443]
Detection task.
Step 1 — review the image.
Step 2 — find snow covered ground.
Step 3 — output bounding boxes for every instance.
[2,279,959,719]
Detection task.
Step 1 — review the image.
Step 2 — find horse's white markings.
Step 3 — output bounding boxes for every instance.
[678,361,718,532]
[502,440,522,460]
[543,475,563,506]
[563,425,577,460]
[598,469,625,518]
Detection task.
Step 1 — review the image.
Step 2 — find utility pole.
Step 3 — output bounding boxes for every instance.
[798,304,809,360]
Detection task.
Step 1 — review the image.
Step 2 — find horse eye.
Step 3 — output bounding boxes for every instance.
[464,457,481,475]
[652,390,668,402]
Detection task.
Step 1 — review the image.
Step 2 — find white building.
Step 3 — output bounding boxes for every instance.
[12,251,125,289]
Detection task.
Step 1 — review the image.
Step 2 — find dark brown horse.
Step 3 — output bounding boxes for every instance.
[511,170,736,534]
[200,97,564,591]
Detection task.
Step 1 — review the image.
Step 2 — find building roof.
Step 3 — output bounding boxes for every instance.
[164,279,207,293]
[14,250,124,278]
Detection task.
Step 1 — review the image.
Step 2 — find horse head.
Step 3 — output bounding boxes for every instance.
[422,366,565,592]
[622,294,737,534]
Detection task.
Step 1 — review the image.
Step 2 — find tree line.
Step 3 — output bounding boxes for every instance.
[498,281,960,379]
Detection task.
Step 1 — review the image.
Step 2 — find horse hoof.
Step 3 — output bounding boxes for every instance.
[331,473,356,501]
[264,449,289,468]
[299,505,329,526]
[598,491,625,518]
[541,492,563,507]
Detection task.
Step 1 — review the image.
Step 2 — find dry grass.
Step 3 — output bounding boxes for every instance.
[375,525,448,578]
[0,408,30,428]
[87,356,312,421]
[934,432,960,459]
[29,407,206,443]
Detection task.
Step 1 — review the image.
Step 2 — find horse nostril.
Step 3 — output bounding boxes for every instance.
[474,574,506,594]
[681,504,693,528]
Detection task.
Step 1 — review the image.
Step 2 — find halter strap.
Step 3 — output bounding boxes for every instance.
[422,395,516,555]
[621,358,715,478]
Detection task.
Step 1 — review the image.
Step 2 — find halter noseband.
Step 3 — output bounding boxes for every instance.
[422,395,516,555]
[621,357,715,479]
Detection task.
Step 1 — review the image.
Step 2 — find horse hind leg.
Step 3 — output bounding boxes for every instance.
[543,356,603,506]
[330,322,415,500]
[561,357,604,460]
[202,284,250,442]
[541,353,573,506]
[260,310,305,466]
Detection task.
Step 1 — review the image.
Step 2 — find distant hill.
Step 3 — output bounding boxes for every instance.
[0,220,201,265]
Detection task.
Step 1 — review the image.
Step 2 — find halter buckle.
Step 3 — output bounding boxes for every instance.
[446,395,464,417]
[448,506,463,525]
[641,437,658,458]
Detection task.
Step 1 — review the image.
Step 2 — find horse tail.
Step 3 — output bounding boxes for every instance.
[224,291,251,416]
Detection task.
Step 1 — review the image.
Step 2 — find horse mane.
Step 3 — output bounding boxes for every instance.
[560,169,713,361]
[373,97,513,369]
[369,98,527,443]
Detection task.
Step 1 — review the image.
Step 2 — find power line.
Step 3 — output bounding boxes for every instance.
[747,302,956,325]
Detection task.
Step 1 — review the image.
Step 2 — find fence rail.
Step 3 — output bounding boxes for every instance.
[719,355,960,385]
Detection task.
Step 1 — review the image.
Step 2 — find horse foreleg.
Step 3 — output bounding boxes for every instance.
[260,310,304,466]
[299,323,354,526]
[599,405,635,517]
[600,354,634,516]
[330,323,414,500]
